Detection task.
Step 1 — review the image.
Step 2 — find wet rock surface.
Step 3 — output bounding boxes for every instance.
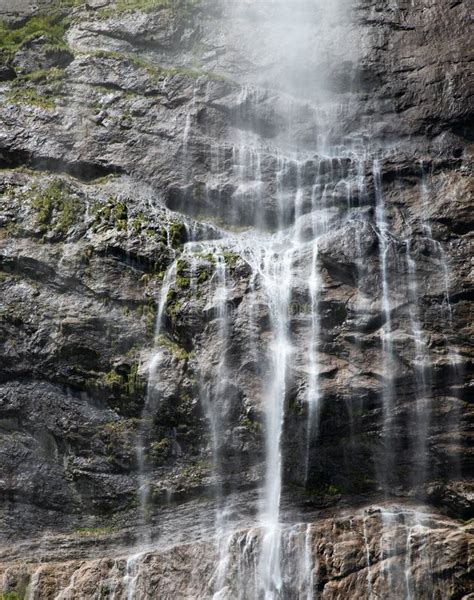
[0,503,472,599]
[0,0,472,597]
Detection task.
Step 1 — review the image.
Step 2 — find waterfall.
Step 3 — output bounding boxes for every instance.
[258,244,293,597]
[200,250,234,597]
[373,159,396,491]
[304,242,322,484]
[405,238,431,491]
[0,0,469,599]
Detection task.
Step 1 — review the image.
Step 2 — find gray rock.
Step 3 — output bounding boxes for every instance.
[0,0,471,596]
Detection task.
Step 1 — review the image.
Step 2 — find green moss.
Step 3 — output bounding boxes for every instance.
[222,251,240,268]
[114,202,128,228]
[149,437,171,463]
[156,64,227,83]
[197,269,209,284]
[326,484,340,496]
[240,416,261,434]
[98,0,197,18]
[101,418,139,436]
[57,200,80,233]
[30,179,83,235]
[58,0,83,6]
[23,66,66,83]
[86,173,117,186]
[2,220,18,237]
[175,258,190,290]
[127,362,143,396]
[74,526,116,537]
[195,251,216,264]
[102,363,145,397]
[92,197,128,232]
[159,221,187,249]
[6,87,55,109]
[169,222,187,248]
[179,460,208,483]
[139,273,152,285]
[86,48,226,86]
[131,212,147,232]
[101,362,146,402]
[165,288,181,323]
[100,418,137,459]
[85,50,158,77]
[303,482,342,498]
[156,334,192,361]
[103,369,123,388]
[176,275,190,289]
[136,301,157,334]
[0,593,22,600]
[0,271,14,283]
[9,67,67,104]
[0,14,69,55]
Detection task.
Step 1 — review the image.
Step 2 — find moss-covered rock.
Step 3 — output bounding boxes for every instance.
[156,334,192,361]
[149,437,172,464]
[100,362,146,416]
[92,197,128,232]
[30,178,84,236]
[0,593,22,600]
[0,14,69,56]
[6,87,55,109]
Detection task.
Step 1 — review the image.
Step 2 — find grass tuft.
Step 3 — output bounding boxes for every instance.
[0,15,68,55]
[6,87,55,109]
[99,0,198,17]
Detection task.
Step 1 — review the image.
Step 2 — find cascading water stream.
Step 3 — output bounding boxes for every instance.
[419,164,462,372]
[215,5,354,588]
[362,513,374,600]
[258,243,293,598]
[198,250,235,598]
[411,165,463,482]
[405,238,431,490]
[373,159,395,489]
[0,0,469,598]
[373,160,402,594]
[304,242,322,485]
[135,258,177,538]
[77,2,465,599]
[370,155,463,596]
[122,551,143,600]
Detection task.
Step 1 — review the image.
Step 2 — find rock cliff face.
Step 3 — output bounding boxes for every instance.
[0,0,472,598]
[1,505,472,599]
